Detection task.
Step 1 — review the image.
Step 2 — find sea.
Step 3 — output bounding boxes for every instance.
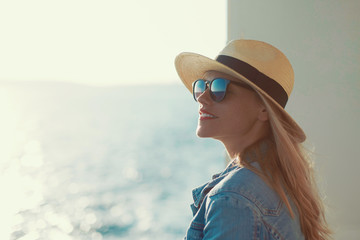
[0,81,227,240]
[1,80,360,240]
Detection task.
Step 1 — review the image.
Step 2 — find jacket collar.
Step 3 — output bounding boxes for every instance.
[191,160,240,214]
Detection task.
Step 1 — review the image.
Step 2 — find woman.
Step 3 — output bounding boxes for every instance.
[175,40,331,240]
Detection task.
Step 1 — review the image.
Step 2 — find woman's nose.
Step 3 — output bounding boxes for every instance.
[197,88,212,105]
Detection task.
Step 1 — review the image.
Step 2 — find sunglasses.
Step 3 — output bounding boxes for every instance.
[192,78,249,102]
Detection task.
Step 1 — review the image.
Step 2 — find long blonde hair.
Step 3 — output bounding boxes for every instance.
[239,93,332,240]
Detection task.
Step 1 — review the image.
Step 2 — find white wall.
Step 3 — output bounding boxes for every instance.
[227,1,360,239]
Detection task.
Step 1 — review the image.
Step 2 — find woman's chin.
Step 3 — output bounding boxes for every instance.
[196,128,213,138]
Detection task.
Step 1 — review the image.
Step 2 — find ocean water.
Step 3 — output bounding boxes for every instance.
[0,82,226,240]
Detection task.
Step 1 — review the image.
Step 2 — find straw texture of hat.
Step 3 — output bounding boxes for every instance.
[175,39,305,141]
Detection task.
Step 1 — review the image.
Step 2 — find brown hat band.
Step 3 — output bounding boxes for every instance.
[216,55,288,108]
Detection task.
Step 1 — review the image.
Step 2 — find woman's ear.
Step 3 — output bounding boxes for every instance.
[258,107,269,122]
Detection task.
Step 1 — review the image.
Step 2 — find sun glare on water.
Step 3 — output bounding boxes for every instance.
[0,87,78,240]
[0,87,41,239]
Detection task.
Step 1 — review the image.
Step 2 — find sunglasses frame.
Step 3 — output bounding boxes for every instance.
[192,78,249,102]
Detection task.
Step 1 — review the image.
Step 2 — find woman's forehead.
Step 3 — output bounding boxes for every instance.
[203,70,253,90]
[202,70,234,80]
[202,70,244,83]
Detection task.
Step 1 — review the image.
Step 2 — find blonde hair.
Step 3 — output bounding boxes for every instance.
[239,93,332,240]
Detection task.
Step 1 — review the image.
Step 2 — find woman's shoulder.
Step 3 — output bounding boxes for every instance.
[206,166,304,239]
[208,166,283,216]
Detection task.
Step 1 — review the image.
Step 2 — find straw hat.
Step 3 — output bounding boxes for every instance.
[175,39,305,141]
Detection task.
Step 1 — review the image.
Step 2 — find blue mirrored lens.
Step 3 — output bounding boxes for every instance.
[210,78,229,102]
[193,80,206,100]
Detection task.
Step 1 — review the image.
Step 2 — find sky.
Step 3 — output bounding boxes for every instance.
[0,0,226,86]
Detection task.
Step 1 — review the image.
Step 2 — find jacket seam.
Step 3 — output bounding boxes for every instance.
[262,218,284,240]
[253,208,258,240]
[209,189,282,216]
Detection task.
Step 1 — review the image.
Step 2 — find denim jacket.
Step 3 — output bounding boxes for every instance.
[184,162,304,240]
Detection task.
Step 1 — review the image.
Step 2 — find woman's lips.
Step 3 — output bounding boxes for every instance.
[199,109,218,120]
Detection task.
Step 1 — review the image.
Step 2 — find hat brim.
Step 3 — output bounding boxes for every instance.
[175,52,305,142]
